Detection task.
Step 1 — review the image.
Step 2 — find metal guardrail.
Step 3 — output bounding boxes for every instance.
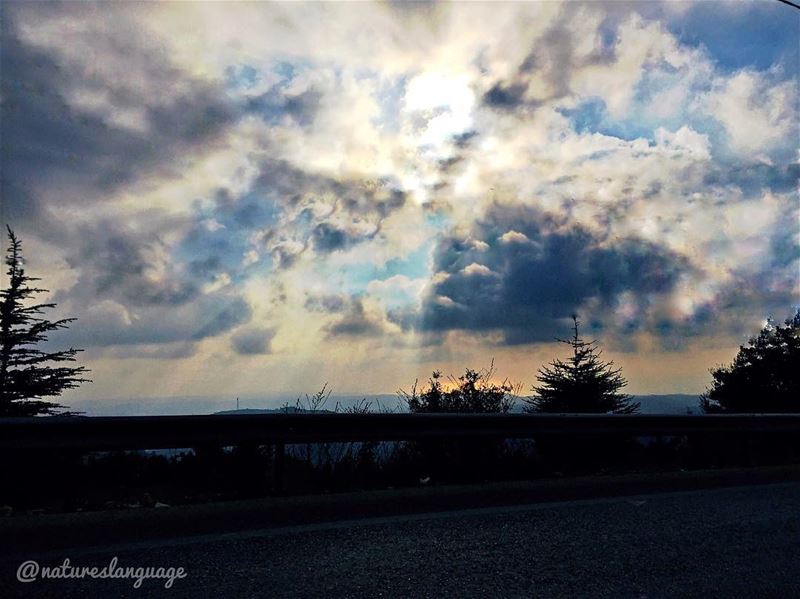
[1,413,800,451]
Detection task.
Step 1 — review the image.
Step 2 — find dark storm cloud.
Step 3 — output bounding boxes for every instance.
[395,204,690,345]
[307,295,386,338]
[231,326,276,355]
[0,5,237,232]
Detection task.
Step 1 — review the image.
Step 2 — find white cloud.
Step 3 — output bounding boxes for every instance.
[367,275,426,309]
[654,126,711,160]
[462,263,494,277]
[701,70,796,155]
[499,230,531,244]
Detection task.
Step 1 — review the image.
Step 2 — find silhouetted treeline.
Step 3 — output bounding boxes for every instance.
[701,312,800,413]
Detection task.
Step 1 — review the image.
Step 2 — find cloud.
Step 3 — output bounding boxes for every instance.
[395,204,692,345]
[653,126,710,161]
[213,159,410,271]
[42,217,254,350]
[304,294,348,314]
[231,326,276,355]
[67,220,199,307]
[499,231,531,245]
[461,263,495,277]
[312,223,354,253]
[366,275,426,310]
[52,293,251,349]
[2,0,797,397]
[0,4,238,233]
[483,82,528,110]
[306,294,392,339]
[107,342,199,360]
[245,85,322,127]
[327,298,388,338]
[700,69,797,156]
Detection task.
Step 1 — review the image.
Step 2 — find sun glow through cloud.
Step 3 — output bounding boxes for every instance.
[0,0,797,408]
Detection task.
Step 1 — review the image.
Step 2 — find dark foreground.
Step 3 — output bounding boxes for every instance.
[3,474,800,598]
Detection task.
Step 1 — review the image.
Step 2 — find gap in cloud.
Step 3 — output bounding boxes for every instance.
[668,1,800,74]
[558,99,652,142]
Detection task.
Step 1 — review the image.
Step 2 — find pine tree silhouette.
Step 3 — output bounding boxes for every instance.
[525,316,638,414]
[0,227,89,416]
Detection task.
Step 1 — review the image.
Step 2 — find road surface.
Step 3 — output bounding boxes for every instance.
[3,482,800,598]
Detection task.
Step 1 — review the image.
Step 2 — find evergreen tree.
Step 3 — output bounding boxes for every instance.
[525,316,638,414]
[701,312,800,413]
[0,227,89,416]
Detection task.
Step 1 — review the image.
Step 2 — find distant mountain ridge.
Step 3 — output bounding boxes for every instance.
[70,393,700,417]
[635,394,701,414]
[505,394,699,414]
[214,407,330,415]
[213,395,701,416]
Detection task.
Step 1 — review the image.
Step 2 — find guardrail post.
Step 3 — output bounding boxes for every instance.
[273,442,285,495]
[746,431,755,467]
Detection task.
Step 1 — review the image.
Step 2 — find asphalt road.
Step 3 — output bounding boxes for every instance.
[3,482,800,598]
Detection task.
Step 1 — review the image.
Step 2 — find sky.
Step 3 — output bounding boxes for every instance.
[1,0,798,410]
